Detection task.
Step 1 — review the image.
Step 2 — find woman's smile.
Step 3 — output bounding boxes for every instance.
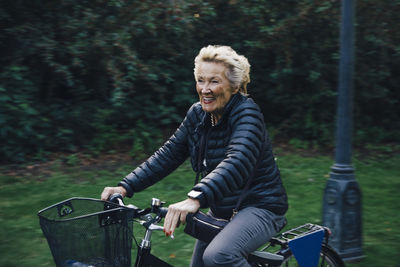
[203,97,215,104]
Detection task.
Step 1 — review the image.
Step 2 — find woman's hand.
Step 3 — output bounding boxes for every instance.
[164,198,200,236]
[101,186,127,201]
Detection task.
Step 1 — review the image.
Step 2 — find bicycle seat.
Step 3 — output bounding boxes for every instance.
[248,251,284,265]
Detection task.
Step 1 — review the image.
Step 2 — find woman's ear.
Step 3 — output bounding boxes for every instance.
[232,86,240,94]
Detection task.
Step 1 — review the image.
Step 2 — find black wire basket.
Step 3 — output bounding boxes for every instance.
[38,197,134,267]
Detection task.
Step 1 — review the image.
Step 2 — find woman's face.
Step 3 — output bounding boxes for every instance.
[196,62,239,120]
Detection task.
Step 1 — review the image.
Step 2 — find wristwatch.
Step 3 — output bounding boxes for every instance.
[187,190,203,199]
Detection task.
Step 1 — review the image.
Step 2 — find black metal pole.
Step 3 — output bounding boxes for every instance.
[322,0,364,262]
[335,0,354,167]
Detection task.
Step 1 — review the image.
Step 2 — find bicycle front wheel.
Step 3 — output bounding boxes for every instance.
[279,245,345,267]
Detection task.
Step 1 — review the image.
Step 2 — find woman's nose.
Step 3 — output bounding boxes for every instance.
[201,83,211,94]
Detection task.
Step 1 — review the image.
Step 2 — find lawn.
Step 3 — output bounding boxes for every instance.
[0,150,399,266]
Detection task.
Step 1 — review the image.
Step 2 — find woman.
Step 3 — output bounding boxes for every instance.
[101,45,288,267]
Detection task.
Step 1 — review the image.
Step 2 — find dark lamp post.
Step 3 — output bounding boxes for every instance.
[322,0,364,262]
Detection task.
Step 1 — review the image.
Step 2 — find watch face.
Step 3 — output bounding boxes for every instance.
[188,191,202,198]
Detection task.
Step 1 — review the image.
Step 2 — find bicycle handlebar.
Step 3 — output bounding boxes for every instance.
[106,195,173,238]
[107,193,168,220]
[108,193,124,204]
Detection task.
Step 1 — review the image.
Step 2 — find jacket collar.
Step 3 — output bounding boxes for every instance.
[197,93,244,131]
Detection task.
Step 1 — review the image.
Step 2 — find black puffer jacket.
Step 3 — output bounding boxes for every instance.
[119,94,288,219]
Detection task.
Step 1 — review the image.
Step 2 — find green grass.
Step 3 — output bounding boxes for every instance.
[0,152,399,266]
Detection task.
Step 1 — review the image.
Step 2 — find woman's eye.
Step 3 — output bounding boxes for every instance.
[212,80,219,84]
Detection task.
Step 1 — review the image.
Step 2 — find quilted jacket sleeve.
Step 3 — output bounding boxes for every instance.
[192,99,265,207]
[118,106,193,197]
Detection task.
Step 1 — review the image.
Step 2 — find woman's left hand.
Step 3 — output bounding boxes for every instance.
[164,198,200,237]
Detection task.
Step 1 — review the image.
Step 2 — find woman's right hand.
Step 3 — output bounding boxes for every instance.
[163,198,201,237]
[101,186,127,201]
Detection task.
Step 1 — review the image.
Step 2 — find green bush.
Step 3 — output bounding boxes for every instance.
[1,0,398,163]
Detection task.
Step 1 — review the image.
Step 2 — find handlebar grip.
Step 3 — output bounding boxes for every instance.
[158,207,168,218]
[108,193,123,204]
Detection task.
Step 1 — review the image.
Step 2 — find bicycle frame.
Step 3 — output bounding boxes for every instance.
[134,244,172,267]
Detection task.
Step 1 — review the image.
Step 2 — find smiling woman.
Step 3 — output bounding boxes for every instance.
[195,62,238,122]
[194,45,251,125]
[101,45,288,267]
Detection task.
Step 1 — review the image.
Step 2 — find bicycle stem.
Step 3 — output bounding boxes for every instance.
[140,229,153,249]
[140,223,174,249]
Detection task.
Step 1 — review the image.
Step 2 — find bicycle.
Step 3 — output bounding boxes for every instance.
[38,194,345,267]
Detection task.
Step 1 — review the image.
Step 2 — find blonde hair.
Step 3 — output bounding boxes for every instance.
[194,45,251,94]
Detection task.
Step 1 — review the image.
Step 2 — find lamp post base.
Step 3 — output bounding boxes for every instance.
[322,164,364,262]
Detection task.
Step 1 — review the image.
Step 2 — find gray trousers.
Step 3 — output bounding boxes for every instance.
[190,207,286,267]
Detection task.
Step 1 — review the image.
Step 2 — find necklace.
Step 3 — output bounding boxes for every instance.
[211,114,216,127]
